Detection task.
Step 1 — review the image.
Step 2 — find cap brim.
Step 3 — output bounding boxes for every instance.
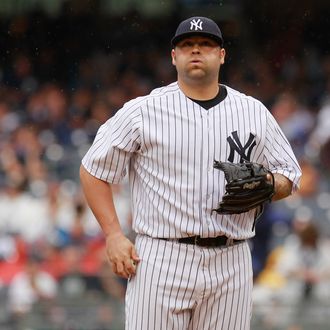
[171,32,223,47]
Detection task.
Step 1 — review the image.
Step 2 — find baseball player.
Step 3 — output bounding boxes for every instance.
[80,16,301,330]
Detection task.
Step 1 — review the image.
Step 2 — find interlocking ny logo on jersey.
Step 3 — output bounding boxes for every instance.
[227,131,256,163]
[190,19,203,31]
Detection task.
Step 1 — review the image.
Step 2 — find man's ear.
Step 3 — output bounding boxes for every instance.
[171,49,176,66]
[220,48,226,65]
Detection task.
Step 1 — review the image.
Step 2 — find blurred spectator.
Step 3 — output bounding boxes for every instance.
[271,92,315,159]
[251,204,292,279]
[254,220,330,303]
[0,101,20,139]
[308,99,330,150]
[46,181,79,247]
[296,159,320,197]
[320,138,330,173]
[9,53,38,94]
[8,251,58,316]
[0,167,52,244]
[276,220,330,301]
[57,244,90,298]
[307,98,330,171]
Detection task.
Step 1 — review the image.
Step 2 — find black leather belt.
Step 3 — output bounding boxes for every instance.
[159,235,244,248]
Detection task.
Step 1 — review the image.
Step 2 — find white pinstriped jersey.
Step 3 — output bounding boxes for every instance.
[82,82,301,240]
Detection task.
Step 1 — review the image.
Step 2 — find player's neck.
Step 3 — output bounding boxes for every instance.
[178,79,220,101]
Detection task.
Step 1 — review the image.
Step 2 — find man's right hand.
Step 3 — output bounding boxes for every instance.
[105,232,140,279]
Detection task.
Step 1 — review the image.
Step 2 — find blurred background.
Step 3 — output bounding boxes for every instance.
[0,0,330,329]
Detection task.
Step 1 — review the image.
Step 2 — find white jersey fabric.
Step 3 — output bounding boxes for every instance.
[82,82,301,240]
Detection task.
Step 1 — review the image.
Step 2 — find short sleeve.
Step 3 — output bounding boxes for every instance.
[264,109,302,192]
[81,104,142,183]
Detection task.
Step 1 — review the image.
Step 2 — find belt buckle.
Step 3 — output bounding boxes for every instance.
[226,238,234,247]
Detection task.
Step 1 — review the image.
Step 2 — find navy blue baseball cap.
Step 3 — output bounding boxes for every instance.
[171,16,224,47]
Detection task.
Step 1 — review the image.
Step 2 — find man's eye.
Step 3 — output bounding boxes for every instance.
[181,41,193,47]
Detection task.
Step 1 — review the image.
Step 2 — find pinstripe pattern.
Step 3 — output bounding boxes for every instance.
[82,82,301,239]
[125,235,253,330]
[82,81,301,329]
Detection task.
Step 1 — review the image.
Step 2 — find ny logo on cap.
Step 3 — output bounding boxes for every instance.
[190,18,203,31]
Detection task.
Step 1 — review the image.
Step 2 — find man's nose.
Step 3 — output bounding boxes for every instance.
[192,43,201,53]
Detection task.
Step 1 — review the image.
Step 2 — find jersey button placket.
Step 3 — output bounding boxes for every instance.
[200,112,211,232]
[206,112,216,228]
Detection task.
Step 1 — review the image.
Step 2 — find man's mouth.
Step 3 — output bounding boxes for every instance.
[190,59,202,64]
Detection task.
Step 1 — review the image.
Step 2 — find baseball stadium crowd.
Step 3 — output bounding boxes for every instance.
[1,7,330,329]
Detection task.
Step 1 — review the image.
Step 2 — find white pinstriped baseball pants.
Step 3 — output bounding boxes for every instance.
[125,235,253,330]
